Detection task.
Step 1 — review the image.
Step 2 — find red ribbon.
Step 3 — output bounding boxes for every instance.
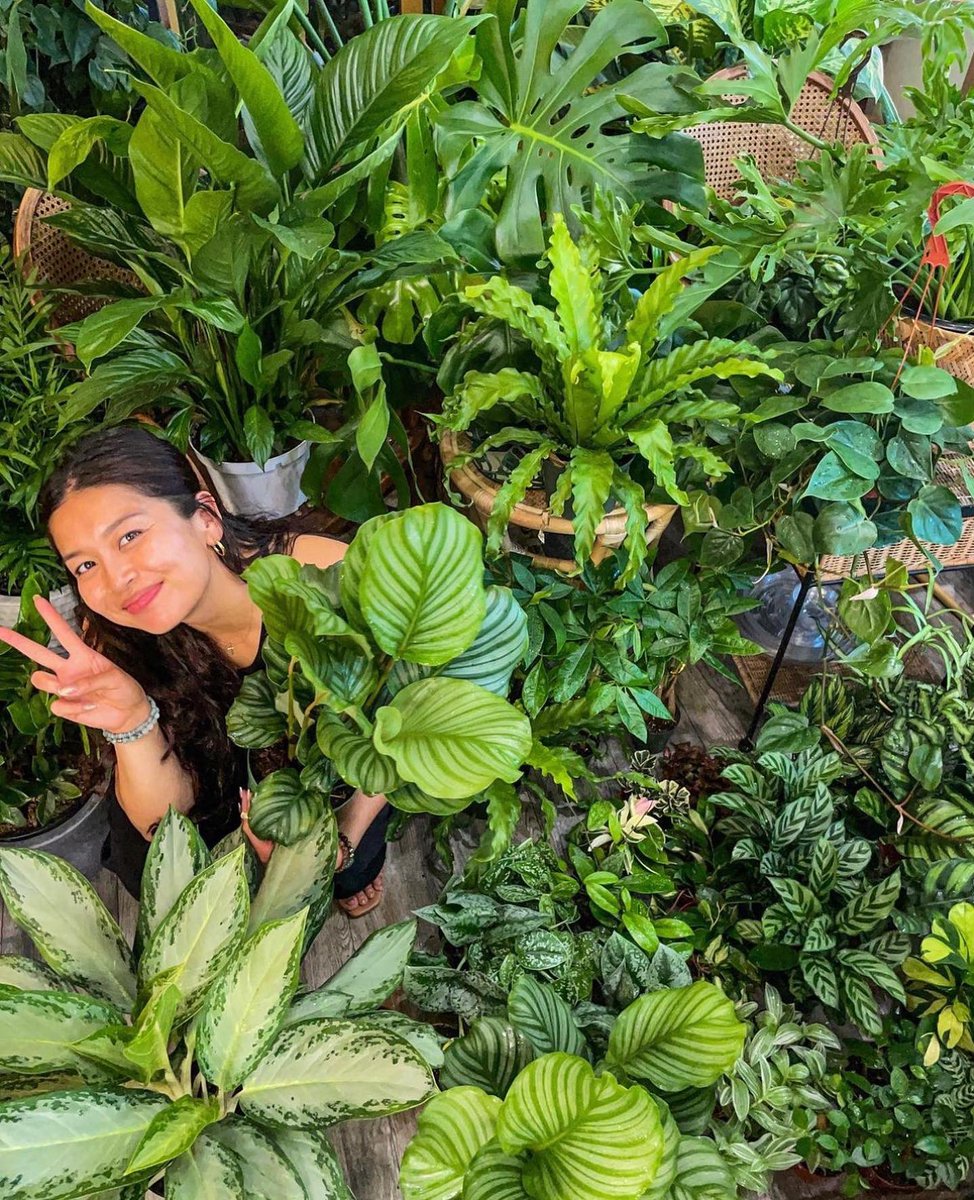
[921,182,974,269]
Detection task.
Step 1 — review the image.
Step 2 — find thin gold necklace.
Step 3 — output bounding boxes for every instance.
[223,603,259,659]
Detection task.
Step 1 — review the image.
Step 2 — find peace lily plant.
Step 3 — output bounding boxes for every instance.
[0,807,441,1199]
[437,214,782,583]
[228,502,533,843]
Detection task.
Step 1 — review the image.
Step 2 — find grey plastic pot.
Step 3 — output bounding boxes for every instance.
[194,441,310,518]
[1,791,109,879]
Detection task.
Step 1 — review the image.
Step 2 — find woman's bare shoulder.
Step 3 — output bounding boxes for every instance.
[290,533,348,569]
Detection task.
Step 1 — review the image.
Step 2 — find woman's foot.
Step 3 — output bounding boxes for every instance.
[337,870,384,918]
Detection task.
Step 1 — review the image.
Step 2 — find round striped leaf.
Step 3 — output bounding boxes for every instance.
[0,1087,169,1200]
[285,631,376,710]
[249,768,323,845]
[0,989,119,1074]
[668,1135,737,1200]
[197,910,307,1093]
[496,1053,664,1200]
[606,981,745,1093]
[507,976,585,1059]
[441,586,529,697]
[463,1139,530,1200]
[138,807,210,951]
[288,919,418,1021]
[400,1086,502,1200]
[441,1018,535,1098]
[238,1016,436,1126]
[273,1128,354,1200]
[138,847,250,1021]
[227,672,287,750]
[340,510,406,633]
[249,806,338,948]
[0,848,136,1011]
[374,677,532,800]
[642,1101,681,1200]
[207,1117,306,1200]
[387,782,474,816]
[167,1130,245,1200]
[316,718,402,795]
[0,956,63,992]
[361,503,486,665]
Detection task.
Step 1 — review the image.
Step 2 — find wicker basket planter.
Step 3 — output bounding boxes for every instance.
[440,431,676,573]
[893,311,974,388]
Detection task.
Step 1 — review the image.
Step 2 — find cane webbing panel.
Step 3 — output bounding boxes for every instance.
[686,69,879,201]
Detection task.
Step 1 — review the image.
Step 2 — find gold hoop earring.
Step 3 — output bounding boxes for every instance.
[212,540,227,559]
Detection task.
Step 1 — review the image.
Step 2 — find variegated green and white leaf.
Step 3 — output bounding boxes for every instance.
[440,587,528,697]
[123,973,180,1082]
[126,1095,220,1175]
[0,1087,168,1200]
[357,1011,445,1070]
[211,827,261,897]
[441,1018,535,1098]
[374,677,532,799]
[288,919,417,1022]
[0,849,136,1011]
[248,768,323,846]
[238,1017,436,1126]
[0,989,119,1075]
[606,981,745,1092]
[207,1116,307,1200]
[138,847,250,1020]
[400,1086,501,1200]
[507,976,585,1059]
[0,955,63,992]
[496,1053,664,1200]
[167,1130,245,1200]
[197,910,306,1092]
[361,503,486,665]
[273,1128,354,1200]
[137,807,210,950]
[0,1072,87,1101]
[249,806,338,948]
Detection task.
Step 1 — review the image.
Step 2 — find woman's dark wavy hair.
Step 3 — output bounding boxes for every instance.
[39,426,298,841]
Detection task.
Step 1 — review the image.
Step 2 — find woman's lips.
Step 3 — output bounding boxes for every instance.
[123,583,163,614]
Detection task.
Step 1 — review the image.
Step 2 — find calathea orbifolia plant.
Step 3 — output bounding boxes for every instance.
[437,213,781,582]
[0,808,439,1199]
[228,502,533,843]
[400,974,745,1200]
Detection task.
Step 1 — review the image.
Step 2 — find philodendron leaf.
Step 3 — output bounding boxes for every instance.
[126,1095,221,1176]
[248,806,338,948]
[0,955,62,992]
[440,585,529,697]
[197,909,307,1093]
[400,1086,502,1200]
[0,989,119,1074]
[0,1087,169,1200]
[138,847,250,1020]
[166,1130,245,1200]
[496,1053,664,1200]
[606,981,745,1093]
[138,807,210,950]
[207,1117,307,1200]
[0,848,136,1011]
[286,919,418,1022]
[360,503,487,665]
[374,677,532,799]
[237,1017,436,1125]
[273,1128,354,1200]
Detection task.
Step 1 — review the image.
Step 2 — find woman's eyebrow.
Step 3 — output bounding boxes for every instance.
[62,511,146,563]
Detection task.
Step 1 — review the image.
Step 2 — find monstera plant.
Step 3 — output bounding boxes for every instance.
[399,975,746,1200]
[228,502,534,843]
[0,808,439,1199]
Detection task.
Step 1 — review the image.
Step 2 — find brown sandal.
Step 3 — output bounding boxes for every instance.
[336,869,385,918]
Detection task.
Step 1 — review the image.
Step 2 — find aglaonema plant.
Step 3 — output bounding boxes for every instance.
[0,807,440,1199]
[228,502,534,844]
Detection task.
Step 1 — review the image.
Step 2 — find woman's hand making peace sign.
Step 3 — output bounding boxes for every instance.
[0,595,150,735]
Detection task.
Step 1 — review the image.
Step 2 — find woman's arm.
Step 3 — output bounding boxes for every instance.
[113,716,195,840]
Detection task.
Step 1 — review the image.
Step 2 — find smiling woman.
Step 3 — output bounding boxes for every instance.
[0,427,390,914]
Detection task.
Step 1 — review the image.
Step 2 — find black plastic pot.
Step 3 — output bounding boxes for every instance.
[1,791,109,879]
[643,703,681,755]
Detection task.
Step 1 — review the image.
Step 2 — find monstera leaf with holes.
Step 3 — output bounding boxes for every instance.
[0,814,437,1200]
[435,0,708,263]
[400,978,745,1200]
[436,213,780,583]
[227,503,532,844]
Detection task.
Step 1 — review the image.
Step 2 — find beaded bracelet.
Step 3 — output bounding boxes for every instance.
[337,831,356,873]
[102,697,160,745]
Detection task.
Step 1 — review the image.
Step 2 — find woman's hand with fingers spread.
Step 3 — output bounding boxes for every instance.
[0,595,149,735]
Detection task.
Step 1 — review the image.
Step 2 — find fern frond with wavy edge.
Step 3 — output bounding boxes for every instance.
[486,441,557,555]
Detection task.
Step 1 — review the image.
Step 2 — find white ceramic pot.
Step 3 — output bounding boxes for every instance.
[194,441,311,518]
[0,584,79,636]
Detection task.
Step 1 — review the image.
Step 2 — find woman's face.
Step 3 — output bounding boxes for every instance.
[48,484,222,635]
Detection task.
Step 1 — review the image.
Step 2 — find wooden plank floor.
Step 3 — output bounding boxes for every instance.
[2,559,971,1197]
